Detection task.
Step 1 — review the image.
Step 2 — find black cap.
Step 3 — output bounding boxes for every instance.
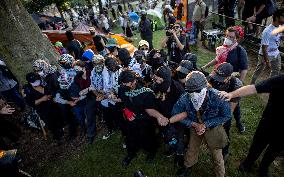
[176,60,193,75]
[26,72,40,83]
[211,62,234,82]
[183,53,197,69]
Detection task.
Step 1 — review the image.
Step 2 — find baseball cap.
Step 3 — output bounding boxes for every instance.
[211,62,234,82]
[176,60,193,75]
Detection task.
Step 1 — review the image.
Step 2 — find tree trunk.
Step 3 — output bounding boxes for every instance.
[0,0,59,83]
[56,2,65,21]
[98,0,103,14]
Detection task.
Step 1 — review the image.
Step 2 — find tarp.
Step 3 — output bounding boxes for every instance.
[74,22,90,32]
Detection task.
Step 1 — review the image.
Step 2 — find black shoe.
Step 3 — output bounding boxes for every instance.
[87,137,94,144]
[175,154,184,167]
[176,166,191,177]
[238,161,252,173]
[237,123,245,134]
[145,153,156,163]
[122,155,134,167]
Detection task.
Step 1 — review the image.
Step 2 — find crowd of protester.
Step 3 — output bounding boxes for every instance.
[1,0,284,177]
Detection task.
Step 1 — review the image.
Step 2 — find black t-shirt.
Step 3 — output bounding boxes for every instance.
[227,45,248,72]
[156,80,185,118]
[167,35,186,64]
[208,76,243,103]
[255,75,284,121]
[121,87,156,119]
[67,40,83,60]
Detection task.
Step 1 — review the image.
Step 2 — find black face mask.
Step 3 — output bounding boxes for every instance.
[153,79,171,93]
[76,71,84,77]
[176,72,187,80]
[211,79,229,91]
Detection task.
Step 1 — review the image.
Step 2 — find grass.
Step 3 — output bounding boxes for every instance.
[35,27,284,177]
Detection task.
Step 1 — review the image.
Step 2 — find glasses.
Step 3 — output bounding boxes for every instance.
[173,26,180,29]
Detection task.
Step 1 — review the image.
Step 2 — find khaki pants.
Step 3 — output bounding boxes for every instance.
[184,129,225,177]
[251,54,281,84]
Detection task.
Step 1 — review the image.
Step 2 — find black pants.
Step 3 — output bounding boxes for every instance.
[218,0,236,27]
[102,103,125,134]
[126,118,157,157]
[243,118,284,174]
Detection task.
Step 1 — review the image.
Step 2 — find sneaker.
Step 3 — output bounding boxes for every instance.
[102,130,115,140]
[176,166,191,177]
[237,123,246,134]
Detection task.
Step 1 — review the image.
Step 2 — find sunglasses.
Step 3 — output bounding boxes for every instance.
[173,26,180,29]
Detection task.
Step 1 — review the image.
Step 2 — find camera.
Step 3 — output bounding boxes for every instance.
[165,25,174,37]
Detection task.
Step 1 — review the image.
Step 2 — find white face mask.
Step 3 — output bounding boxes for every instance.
[31,80,41,87]
[38,71,45,77]
[223,38,233,46]
[143,50,148,56]
[189,88,207,111]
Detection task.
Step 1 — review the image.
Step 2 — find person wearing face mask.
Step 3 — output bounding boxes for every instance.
[175,60,194,86]
[147,49,167,71]
[202,26,248,133]
[138,40,149,56]
[132,50,152,84]
[105,38,119,58]
[251,9,284,85]
[118,70,168,166]
[202,26,248,82]
[67,60,98,144]
[208,62,243,161]
[162,22,187,64]
[152,66,186,166]
[101,57,122,140]
[32,59,59,97]
[139,11,153,50]
[23,72,59,140]
[168,71,231,177]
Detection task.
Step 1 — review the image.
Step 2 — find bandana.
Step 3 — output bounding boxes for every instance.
[215,42,238,69]
[33,59,57,77]
[189,88,207,111]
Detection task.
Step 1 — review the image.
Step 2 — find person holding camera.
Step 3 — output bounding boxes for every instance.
[162,22,186,64]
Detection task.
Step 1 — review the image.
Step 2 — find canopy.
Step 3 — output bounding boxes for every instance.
[146,9,165,28]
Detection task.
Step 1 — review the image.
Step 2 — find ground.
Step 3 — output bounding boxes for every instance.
[15,26,283,177]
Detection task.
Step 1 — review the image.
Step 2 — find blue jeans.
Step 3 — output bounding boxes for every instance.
[1,86,26,109]
[72,97,97,138]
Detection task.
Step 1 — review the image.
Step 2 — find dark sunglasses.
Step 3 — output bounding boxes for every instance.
[173,26,180,29]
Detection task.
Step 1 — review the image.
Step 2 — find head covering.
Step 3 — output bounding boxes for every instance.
[183,53,197,69]
[185,71,207,92]
[82,49,95,61]
[105,57,119,72]
[154,66,172,93]
[54,41,64,48]
[138,40,149,48]
[118,69,136,84]
[121,43,136,57]
[211,62,233,82]
[33,59,57,76]
[105,38,118,48]
[58,54,75,69]
[92,54,105,73]
[176,60,193,75]
[232,26,244,39]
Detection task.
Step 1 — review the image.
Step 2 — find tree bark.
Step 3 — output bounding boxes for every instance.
[0,0,59,83]
[55,2,65,21]
[98,0,103,14]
